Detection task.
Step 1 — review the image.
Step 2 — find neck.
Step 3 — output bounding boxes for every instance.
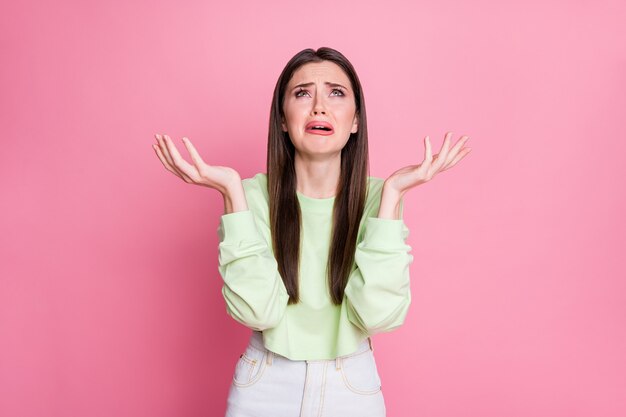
[294,152,341,199]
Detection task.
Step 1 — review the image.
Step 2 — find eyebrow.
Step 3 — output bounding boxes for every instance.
[291,82,349,91]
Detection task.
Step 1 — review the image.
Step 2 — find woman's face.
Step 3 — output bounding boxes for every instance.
[281,61,358,159]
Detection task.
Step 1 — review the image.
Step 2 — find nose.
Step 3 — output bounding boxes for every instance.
[311,92,326,115]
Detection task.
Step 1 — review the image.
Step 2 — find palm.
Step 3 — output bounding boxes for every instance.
[152,134,241,194]
[385,132,471,195]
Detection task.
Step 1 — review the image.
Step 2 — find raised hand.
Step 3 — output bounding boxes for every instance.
[152,134,241,195]
[384,131,471,197]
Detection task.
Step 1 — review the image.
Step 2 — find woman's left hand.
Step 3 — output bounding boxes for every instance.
[384,131,471,198]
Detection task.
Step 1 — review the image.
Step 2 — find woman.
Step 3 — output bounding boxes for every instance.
[152,47,471,416]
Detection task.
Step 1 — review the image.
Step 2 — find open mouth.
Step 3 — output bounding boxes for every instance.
[305,121,334,135]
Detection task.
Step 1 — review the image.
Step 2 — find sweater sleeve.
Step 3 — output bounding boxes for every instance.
[343,200,414,335]
[217,209,289,331]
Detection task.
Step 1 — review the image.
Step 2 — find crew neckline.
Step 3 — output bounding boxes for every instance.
[296,190,335,213]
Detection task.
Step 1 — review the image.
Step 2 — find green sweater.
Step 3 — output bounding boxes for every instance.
[217,173,413,360]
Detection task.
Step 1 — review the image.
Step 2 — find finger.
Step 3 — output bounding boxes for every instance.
[442,147,471,171]
[422,135,433,170]
[162,135,200,182]
[442,135,469,169]
[432,131,453,172]
[182,137,208,169]
[155,134,176,168]
[156,134,191,180]
[152,143,184,179]
[449,135,469,155]
[153,135,176,171]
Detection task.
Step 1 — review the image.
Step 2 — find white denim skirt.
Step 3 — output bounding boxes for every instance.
[225,330,386,417]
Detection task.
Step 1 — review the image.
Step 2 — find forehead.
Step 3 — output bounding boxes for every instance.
[288,61,351,87]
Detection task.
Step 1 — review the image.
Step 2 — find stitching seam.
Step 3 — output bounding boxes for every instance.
[232,352,267,388]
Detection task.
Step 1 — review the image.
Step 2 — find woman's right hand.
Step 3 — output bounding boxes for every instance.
[152,134,241,196]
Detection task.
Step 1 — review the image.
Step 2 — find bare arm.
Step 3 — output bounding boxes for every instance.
[222,180,249,214]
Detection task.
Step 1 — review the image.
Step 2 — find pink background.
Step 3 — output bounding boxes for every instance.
[1,0,625,416]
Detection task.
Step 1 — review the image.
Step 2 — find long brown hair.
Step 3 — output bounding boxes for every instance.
[266,47,369,305]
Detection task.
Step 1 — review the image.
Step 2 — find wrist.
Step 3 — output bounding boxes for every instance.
[222,178,248,214]
[378,185,403,220]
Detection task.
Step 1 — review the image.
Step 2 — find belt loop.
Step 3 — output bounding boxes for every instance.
[266,351,273,366]
[335,356,342,370]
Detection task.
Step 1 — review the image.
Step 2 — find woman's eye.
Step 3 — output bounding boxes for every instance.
[295,88,345,98]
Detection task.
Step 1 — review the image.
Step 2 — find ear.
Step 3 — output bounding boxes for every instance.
[351,112,359,134]
[281,116,288,132]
